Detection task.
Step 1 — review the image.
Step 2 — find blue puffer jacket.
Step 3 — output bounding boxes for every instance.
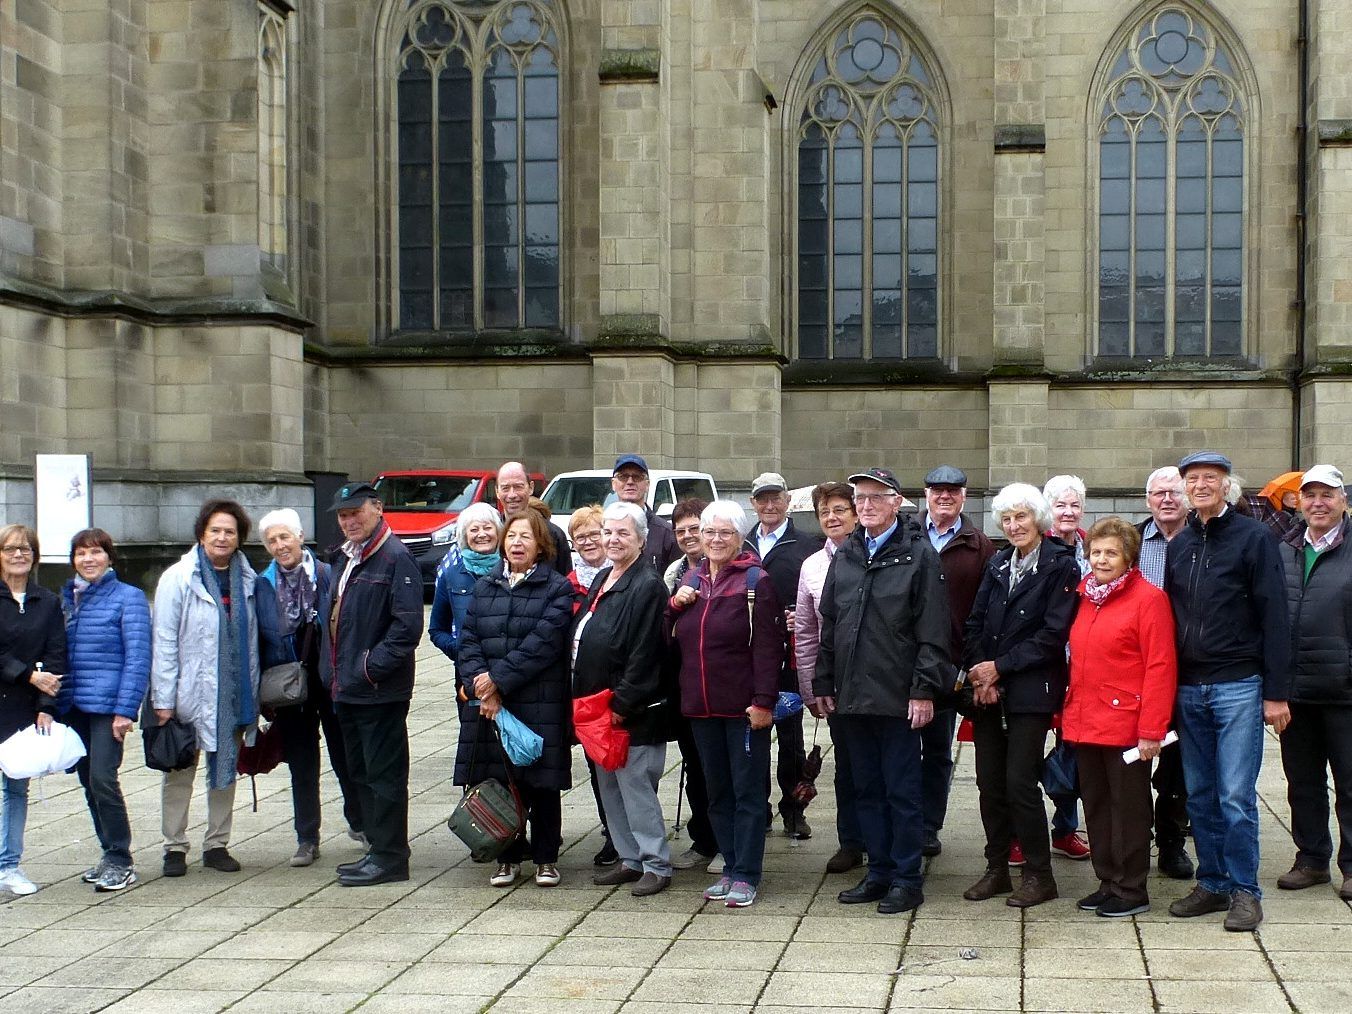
[59,569,152,720]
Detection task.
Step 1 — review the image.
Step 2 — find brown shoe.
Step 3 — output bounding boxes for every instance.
[1276,864,1331,891]
[1168,885,1230,918]
[1223,890,1263,932]
[963,867,1013,901]
[1340,877,1352,901]
[1007,871,1058,908]
[826,848,864,874]
[631,872,671,897]
[592,864,643,887]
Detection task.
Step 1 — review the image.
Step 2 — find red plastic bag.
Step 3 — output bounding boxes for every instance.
[572,689,631,772]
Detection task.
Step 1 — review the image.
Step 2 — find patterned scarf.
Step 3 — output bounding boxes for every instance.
[274,552,316,637]
[196,546,256,790]
[1083,569,1132,607]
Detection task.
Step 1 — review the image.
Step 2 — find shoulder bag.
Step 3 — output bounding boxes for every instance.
[447,717,526,863]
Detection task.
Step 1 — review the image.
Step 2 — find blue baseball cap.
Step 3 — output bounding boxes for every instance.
[613,454,649,475]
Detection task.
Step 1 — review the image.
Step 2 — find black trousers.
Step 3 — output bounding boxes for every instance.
[1152,729,1190,850]
[504,783,563,865]
[335,700,410,867]
[675,716,718,856]
[67,709,133,867]
[768,710,806,820]
[972,709,1053,874]
[273,667,363,845]
[920,707,957,833]
[1280,702,1352,877]
[1079,743,1153,904]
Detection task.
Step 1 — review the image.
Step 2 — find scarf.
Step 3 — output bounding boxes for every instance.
[1083,568,1131,607]
[196,546,256,790]
[1009,542,1041,592]
[461,546,500,577]
[274,552,316,637]
[572,560,603,593]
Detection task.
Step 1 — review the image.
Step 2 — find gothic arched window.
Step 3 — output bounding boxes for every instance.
[794,12,941,361]
[1095,5,1248,358]
[258,7,288,269]
[393,0,561,332]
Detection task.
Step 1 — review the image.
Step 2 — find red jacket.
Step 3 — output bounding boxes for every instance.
[1063,568,1177,748]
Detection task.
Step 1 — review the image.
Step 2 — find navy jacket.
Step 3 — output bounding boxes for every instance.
[428,547,479,662]
[0,581,67,741]
[1281,518,1352,705]
[257,554,332,670]
[1165,507,1291,700]
[59,570,151,720]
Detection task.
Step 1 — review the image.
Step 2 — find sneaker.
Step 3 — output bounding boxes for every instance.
[1097,896,1149,918]
[1078,889,1112,911]
[725,880,757,908]
[671,847,714,871]
[202,847,241,873]
[705,853,725,874]
[1224,890,1263,932]
[490,863,521,887]
[593,840,619,867]
[1168,885,1230,918]
[535,863,561,887]
[82,857,111,884]
[1008,840,1026,866]
[1052,832,1092,860]
[162,851,187,878]
[290,843,319,868]
[94,866,138,893]
[0,867,37,896]
[703,876,733,900]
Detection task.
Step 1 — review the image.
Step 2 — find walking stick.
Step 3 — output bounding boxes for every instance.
[672,759,687,832]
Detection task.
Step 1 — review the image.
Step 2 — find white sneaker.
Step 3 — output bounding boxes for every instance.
[672,847,714,871]
[705,853,725,874]
[490,862,520,887]
[0,867,38,896]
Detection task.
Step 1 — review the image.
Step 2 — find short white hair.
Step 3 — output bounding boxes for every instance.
[1042,474,1086,505]
[700,500,751,540]
[455,502,503,550]
[257,508,303,540]
[603,500,648,542]
[1144,465,1184,497]
[991,483,1053,532]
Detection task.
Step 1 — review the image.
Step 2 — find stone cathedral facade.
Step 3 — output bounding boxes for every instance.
[3,0,1352,550]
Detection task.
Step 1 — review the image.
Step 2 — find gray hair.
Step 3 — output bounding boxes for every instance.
[257,508,303,540]
[700,499,752,540]
[1042,474,1086,506]
[456,502,504,550]
[1144,465,1190,507]
[602,501,648,542]
[1224,472,1244,505]
[991,483,1054,532]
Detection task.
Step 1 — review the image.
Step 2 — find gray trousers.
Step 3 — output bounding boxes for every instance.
[595,743,671,876]
[162,752,237,853]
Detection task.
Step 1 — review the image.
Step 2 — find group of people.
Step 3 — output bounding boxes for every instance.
[1,452,1348,934]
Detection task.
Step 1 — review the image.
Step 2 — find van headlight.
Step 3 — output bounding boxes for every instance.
[432,522,457,546]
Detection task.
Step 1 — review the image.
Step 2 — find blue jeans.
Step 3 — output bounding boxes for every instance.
[691,718,771,887]
[1177,676,1264,899]
[838,715,924,889]
[0,774,29,870]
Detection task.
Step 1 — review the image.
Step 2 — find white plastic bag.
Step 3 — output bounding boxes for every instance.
[0,721,87,779]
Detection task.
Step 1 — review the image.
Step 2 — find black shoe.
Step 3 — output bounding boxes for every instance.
[202,848,241,873]
[337,855,374,877]
[1078,889,1112,911]
[593,841,619,867]
[1157,845,1195,881]
[162,851,187,878]
[1097,896,1150,918]
[877,885,924,915]
[838,877,889,904]
[921,832,942,858]
[339,861,410,887]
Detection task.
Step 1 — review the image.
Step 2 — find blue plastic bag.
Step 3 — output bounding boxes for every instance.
[495,707,544,767]
[773,691,804,722]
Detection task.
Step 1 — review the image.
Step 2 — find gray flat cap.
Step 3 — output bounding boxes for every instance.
[924,465,968,487]
[1178,451,1233,475]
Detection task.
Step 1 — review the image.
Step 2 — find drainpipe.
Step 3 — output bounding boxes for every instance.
[1293,0,1309,468]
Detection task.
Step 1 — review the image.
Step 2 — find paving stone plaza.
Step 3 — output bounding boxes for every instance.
[1,616,1348,1014]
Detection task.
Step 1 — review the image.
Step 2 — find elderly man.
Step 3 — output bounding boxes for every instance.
[1164,451,1290,931]
[610,455,679,570]
[743,472,822,839]
[326,482,424,886]
[1136,466,1195,881]
[1278,465,1352,902]
[814,467,951,914]
[496,462,570,576]
[918,465,995,857]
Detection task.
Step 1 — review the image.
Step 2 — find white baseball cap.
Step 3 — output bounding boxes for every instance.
[1300,464,1345,490]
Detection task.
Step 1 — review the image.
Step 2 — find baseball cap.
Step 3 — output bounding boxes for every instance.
[612,454,649,475]
[329,481,380,511]
[1300,464,1345,490]
[751,472,788,497]
[847,467,902,495]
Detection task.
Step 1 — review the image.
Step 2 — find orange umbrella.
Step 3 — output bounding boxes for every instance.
[1259,471,1304,511]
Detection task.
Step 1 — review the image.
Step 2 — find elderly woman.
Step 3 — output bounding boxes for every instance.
[669,500,786,908]
[455,508,574,888]
[429,502,504,663]
[664,498,709,591]
[574,502,673,896]
[58,528,150,893]
[0,524,66,896]
[256,508,362,867]
[566,506,606,600]
[961,483,1079,908]
[151,499,261,878]
[795,481,865,875]
[1064,517,1177,916]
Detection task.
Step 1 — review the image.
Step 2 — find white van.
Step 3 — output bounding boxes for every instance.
[542,469,719,522]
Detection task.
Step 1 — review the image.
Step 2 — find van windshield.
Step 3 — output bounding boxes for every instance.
[374,475,480,512]
[543,477,615,514]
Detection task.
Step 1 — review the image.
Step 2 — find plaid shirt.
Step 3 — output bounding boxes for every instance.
[1239,494,1298,541]
[1138,520,1169,589]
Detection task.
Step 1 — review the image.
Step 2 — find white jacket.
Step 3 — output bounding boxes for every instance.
[150,549,260,753]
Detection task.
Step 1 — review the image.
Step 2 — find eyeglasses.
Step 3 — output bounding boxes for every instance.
[817,506,855,518]
[703,529,740,541]
[1,546,33,557]
[1148,489,1184,501]
[853,493,898,505]
[573,531,601,544]
[614,473,646,485]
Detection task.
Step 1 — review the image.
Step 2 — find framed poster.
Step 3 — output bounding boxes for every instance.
[35,454,92,562]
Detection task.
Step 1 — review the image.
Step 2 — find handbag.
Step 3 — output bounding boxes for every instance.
[0,721,87,779]
[1042,735,1079,802]
[142,717,198,772]
[260,660,307,708]
[447,720,525,863]
[237,720,286,811]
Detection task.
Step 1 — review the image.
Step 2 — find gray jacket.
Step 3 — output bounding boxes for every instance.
[151,548,261,752]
